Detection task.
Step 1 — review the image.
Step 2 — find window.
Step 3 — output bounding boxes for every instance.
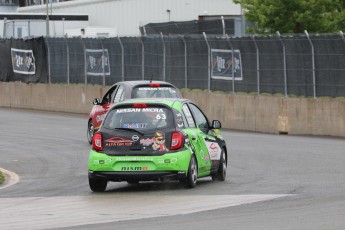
[113,85,125,103]
[104,107,173,130]
[131,86,179,98]
[188,103,209,132]
[182,104,196,128]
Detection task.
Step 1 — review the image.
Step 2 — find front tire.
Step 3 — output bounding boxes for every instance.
[184,155,198,188]
[212,149,226,181]
[87,120,94,144]
[89,177,107,192]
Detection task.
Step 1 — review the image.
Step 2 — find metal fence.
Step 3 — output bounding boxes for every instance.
[45,33,345,97]
[2,32,342,98]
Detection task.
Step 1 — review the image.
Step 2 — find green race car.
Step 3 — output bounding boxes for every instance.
[88,98,227,191]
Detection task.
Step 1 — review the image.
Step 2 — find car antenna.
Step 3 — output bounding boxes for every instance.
[150,75,153,83]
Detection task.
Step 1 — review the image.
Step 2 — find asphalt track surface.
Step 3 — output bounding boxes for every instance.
[0,108,345,230]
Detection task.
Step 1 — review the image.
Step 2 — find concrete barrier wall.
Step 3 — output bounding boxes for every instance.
[1,82,344,138]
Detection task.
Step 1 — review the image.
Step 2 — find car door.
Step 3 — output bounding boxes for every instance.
[187,103,223,174]
[181,103,212,176]
[93,84,125,129]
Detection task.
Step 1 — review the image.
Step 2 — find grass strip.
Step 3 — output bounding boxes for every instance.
[0,170,4,185]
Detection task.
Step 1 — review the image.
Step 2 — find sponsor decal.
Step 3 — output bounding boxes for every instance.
[105,137,134,147]
[212,129,223,140]
[200,150,210,163]
[123,123,147,128]
[139,132,168,152]
[132,135,139,141]
[11,48,36,75]
[121,166,149,171]
[96,114,106,123]
[205,142,221,160]
[140,138,154,146]
[176,113,184,128]
[93,159,112,165]
[152,131,168,152]
[116,108,164,113]
[114,157,153,161]
[211,49,243,81]
[138,87,176,92]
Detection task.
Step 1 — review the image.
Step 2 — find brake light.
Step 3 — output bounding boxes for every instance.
[133,103,147,108]
[149,83,160,87]
[92,132,103,151]
[170,132,184,150]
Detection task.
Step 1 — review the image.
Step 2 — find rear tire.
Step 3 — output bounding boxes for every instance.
[184,155,198,188]
[87,120,94,144]
[127,180,139,185]
[212,149,226,181]
[89,177,107,192]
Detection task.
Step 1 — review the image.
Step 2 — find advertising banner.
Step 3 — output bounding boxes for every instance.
[211,49,242,81]
[86,49,110,76]
[11,48,36,75]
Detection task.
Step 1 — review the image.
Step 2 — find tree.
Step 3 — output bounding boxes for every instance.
[234,0,345,34]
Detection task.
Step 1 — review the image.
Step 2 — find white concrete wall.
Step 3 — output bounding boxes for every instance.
[1,82,344,138]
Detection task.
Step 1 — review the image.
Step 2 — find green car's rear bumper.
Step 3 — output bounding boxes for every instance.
[88,149,192,182]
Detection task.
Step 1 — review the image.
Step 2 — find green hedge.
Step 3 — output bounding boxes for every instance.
[0,170,4,185]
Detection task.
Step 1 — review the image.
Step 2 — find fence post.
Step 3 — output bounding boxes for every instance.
[276,31,288,97]
[117,36,125,81]
[181,35,188,89]
[340,31,345,41]
[44,38,51,83]
[81,37,87,85]
[101,42,106,86]
[28,21,30,37]
[139,37,145,80]
[3,17,6,37]
[221,16,225,36]
[225,34,235,94]
[252,35,260,95]
[64,37,70,84]
[304,30,316,98]
[202,32,211,91]
[143,26,147,36]
[160,32,166,81]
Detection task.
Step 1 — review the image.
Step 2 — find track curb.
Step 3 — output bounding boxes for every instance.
[0,168,19,190]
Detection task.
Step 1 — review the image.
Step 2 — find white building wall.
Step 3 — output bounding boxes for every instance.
[17,0,241,36]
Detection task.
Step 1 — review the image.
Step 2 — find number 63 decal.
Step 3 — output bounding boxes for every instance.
[156,114,166,119]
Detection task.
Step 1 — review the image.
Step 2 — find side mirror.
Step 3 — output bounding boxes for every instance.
[211,120,221,129]
[93,98,101,105]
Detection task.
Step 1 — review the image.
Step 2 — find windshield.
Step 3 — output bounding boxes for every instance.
[103,106,173,130]
[131,86,180,98]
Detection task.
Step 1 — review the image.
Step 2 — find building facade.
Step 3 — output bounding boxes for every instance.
[17,0,243,36]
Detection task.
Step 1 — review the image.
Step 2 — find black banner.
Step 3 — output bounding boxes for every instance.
[86,49,110,76]
[11,48,36,74]
[3,37,48,83]
[211,49,242,81]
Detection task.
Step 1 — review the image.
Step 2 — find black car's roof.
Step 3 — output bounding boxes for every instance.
[117,80,177,87]
[112,97,191,108]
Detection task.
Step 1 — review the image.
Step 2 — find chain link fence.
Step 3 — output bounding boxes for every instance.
[1,33,345,97]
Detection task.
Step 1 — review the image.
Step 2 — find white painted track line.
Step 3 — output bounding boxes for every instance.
[0,194,293,230]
